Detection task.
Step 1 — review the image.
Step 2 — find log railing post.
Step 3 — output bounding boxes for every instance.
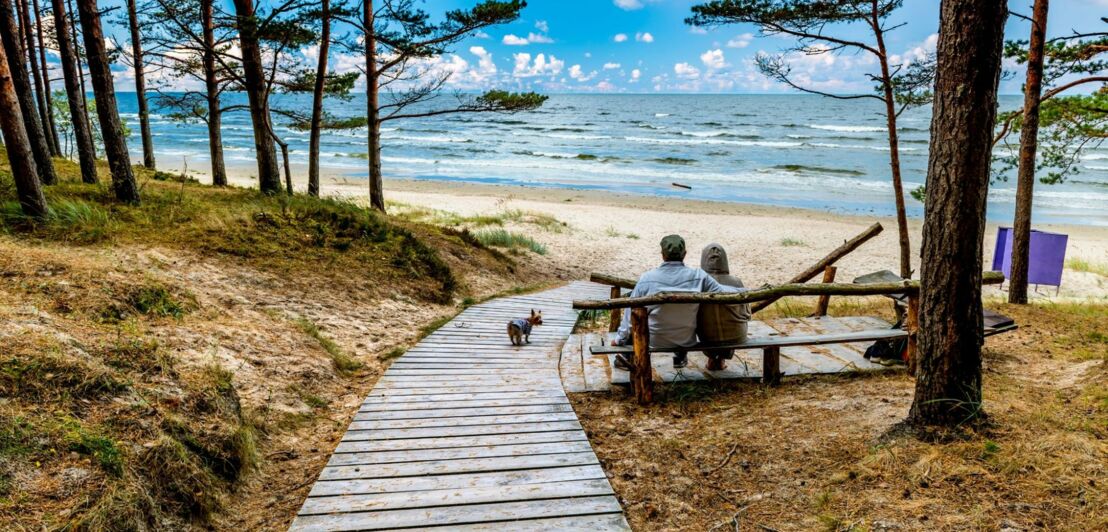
[608,285,622,333]
[630,306,653,404]
[762,346,781,385]
[906,291,920,375]
[813,266,838,316]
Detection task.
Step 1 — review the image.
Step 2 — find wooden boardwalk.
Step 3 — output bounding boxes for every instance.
[291,281,630,531]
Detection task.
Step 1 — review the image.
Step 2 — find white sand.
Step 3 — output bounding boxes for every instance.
[224,171,1108,301]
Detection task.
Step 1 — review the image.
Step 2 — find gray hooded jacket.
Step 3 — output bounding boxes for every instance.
[697,243,751,345]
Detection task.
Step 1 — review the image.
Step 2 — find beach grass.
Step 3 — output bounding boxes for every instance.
[779,237,807,247]
[1067,257,1108,277]
[473,229,548,255]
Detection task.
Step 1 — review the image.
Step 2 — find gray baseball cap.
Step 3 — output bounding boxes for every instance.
[660,234,686,260]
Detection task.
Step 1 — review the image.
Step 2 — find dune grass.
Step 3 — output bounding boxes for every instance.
[472,228,548,255]
[295,318,362,374]
[1067,257,1108,277]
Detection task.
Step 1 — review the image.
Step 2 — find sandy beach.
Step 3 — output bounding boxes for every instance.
[223,169,1108,301]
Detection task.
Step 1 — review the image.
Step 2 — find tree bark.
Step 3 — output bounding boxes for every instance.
[126,0,155,169]
[873,17,913,280]
[32,0,61,155]
[0,41,48,218]
[630,307,653,405]
[198,0,226,186]
[0,0,57,185]
[18,0,57,158]
[307,0,330,197]
[365,0,385,211]
[50,0,97,184]
[67,0,93,151]
[908,0,1007,427]
[232,0,281,194]
[76,0,140,203]
[1008,0,1049,305]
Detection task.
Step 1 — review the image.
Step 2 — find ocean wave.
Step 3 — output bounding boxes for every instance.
[806,142,919,152]
[1083,153,1108,160]
[809,124,885,133]
[772,164,865,176]
[546,133,612,140]
[626,136,801,148]
[787,134,813,140]
[678,130,761,140]
[654,113,671,117]
[391,135,473,143]
[636,123,666,130]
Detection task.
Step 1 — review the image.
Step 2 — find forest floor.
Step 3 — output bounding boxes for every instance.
[570,299,1107,531]
[0,153,566,530]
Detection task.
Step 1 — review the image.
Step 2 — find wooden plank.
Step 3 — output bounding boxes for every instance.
[559,334,587,393]
[347,412,580,431]
[588,328,906,354]
[334,431,588,454]
[375,377,563,388]
[582,334,611,392]
[328,441,596,467]
[367,385,562,396]
[341,421,583,442]
[299,478,614,516]
[355,405,574,421]
[434,513,631,531]
[362,390,566,404]
[318,452,599,481]
[359,397,570,413]
[795,317,886,370]
[290,495,623,531]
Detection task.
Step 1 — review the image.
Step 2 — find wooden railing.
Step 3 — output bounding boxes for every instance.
[575,271,1005,404]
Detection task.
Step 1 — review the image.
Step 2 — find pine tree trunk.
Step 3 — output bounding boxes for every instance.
[126,0,155,169]
[874,21,913,280]
[50,0,97,184]
[67,0,93,151]
[76,0,140,203]
[1008,0,1049,305]
[232,0,281,194]
[0,42,48,218]
[0,0,57,185]
[18,0,56,158]
[201,0,226,187]
[32,0,61,155]
[365,0,385,212]
[908,0,1006,427]
[307,0,330,197]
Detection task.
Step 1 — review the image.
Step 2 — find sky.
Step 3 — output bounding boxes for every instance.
[94,0,1108,95]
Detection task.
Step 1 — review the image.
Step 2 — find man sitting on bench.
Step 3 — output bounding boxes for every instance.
[613,235,740,368]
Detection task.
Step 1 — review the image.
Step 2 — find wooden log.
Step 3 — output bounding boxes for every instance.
[762,346,781,385]
[813,266,838,316]
[672,182,692,190]
[608,286,622,333]
[630,307,653,404]
[751,222,884,313]
[589,272,635,290]
[572,272,1005,311]
[906,292,919,376]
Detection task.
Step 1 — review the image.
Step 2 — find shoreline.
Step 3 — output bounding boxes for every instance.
[212,167,1108,302]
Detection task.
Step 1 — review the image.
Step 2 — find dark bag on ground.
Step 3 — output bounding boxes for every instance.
[864,317,907,362]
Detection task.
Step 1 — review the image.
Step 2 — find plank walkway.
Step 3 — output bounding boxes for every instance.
[291,281,630,531]
[561,316,900,392]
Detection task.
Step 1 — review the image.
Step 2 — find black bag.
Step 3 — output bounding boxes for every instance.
[864,317,907,362]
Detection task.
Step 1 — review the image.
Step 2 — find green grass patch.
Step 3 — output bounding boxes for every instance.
[379,347,407,362]
[779,237,807,247]
[295,318,362,374]
[1067,258,1108,277]
[473,229,547,255]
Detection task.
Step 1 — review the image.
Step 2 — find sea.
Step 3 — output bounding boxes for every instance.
[115,93,1108,227]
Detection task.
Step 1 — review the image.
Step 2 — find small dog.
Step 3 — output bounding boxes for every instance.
[507,309,543,346]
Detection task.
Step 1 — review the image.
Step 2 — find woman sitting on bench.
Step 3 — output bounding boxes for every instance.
[697,243,752,370]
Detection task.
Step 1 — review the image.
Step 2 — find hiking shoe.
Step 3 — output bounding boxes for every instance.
[673,352,688,369]
[613,354,632,371]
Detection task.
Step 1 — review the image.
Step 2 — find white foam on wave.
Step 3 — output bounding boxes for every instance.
[1082,153,1108,161]
[654,113,671,117]
[807,142,919,152]
[546,133,612,140]
[809,124,885,133]
[626,136,800,148]
[390,134,473,143]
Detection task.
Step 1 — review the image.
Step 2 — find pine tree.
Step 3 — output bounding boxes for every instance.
[0,37,48,218]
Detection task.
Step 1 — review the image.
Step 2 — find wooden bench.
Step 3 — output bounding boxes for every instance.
[590,329,909,385]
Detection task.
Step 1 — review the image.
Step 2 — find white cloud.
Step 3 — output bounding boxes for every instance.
[469,46,497,82]
[700,49,728,70]
[613,33,628,43]
[585,52,592,58]
[603,62,621,70]
[596,80,617,91]
[535,20,549,33]
[689,27,708,35]
[630,68,641,81]
[503,32,554,45]
[674,62,700,79]
[569,64,597,82]
[613,0,643,10]
[635,32,654,43]
[512,52,564,77]
[473,31,490,39]
[527,32,554,44]
[726,33,753,48]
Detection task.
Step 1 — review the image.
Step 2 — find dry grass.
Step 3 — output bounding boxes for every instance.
[571,300,1107,531]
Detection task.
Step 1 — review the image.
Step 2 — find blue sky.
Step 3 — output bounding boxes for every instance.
[98,0,1107,95]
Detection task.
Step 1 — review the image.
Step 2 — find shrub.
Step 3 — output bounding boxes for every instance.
[473,229,547,255]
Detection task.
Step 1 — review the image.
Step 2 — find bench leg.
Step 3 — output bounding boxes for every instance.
[630,307,653,404]
[608,286,622,333]
[762,346,781,385]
